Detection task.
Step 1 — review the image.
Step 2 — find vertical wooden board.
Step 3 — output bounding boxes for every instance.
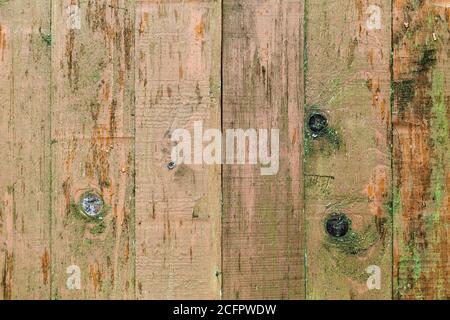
[305,0,392,299]
[222,0,305,299]
[135,0,222,299]
[51,0,135,299]
[393,0,450,299]
[0,0,51,299]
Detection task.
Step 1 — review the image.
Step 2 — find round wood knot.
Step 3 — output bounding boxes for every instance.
[308,113,328,137]
[167,161,176,170]
[325,213,350,238]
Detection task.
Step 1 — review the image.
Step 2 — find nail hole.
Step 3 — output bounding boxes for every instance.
[325,213,350,238]
[80,191,104,219]
[308,113,328,137]
[167,161,176,170]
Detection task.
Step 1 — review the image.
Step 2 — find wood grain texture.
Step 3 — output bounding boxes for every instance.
[0,0,51,300]
[305,0,392,299]
[50,0,135,299]
[1,0,450,301]
[393,0,450,299]
[222,0,305,299]
[135,0,222,299]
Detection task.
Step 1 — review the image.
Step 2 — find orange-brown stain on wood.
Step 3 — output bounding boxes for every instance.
[179,65,184,79]
[1,188,14,300]
[64,30,78,88]
[135,0,221,299]
[305,0,392,299]
[291,127,298,145]
[0,0,52,299]
[447,9,450,29]
[194,20,204,39]
[41,249,50,285]
[123,17,134,71]
[0,25,5,62]
[367,77,389,124]
[366,167,388,218]
[2,251,13,300]
[86,129,115,189]
[0,0,449,301]
[139,12,149,35]
[355,0,364,20]
[62,179,73,213]
[86,1,109,36]
[367,48,374,67]
[89,262,103,294]
[50,0,135,299]
[393,0,450,299]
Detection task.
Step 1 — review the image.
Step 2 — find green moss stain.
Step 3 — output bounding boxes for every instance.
[430,70,448,222]
[304,132,311,158]
[324,128,341,149]
[417,47,437,72]
[324,217,379,255]
[318,214,387,285]
[40,32,52,47]
[392,187,402,223]
[412,248,422,282]
[304,126,342,157]
[92,70,101,83]
[303,0,309,77]
[346,38,358,69]
[6,185,14,194]
[89,221,107,235]
[393,80,415,113]
[69,199,109,235]
[398,248,422,293]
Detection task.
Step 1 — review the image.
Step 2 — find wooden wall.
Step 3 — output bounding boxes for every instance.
[0,0,448,300]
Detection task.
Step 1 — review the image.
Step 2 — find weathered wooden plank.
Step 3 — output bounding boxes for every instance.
[222,0,305,299]
[393,0,450,300]
[0,0,51,300]
[305,0,392,299]
[50,0,135,299]
[135,0,222,299]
